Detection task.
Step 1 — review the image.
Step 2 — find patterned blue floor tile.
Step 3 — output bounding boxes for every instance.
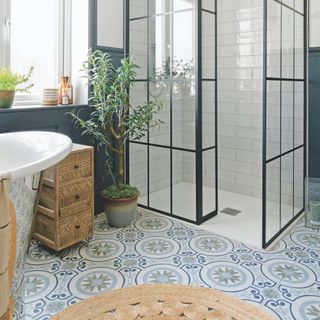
[21,210,320,320]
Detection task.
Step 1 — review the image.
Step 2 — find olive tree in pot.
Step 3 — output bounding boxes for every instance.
[72,50,162,227]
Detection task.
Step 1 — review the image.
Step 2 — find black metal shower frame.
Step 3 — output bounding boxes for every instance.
[262,0,307,248]
[124,0,218,225]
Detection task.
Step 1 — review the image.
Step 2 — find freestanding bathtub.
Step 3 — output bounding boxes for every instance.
[0,131,72,320]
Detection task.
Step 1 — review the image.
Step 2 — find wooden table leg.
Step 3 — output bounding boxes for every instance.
[0,181,16,320]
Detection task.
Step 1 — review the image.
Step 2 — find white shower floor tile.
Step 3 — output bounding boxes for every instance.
[140,182,302,248]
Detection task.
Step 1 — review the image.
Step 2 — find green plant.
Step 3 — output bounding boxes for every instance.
[155,57,194,86]
[102,184,139,199]
[71,50,162,198]
[0,67,34,92]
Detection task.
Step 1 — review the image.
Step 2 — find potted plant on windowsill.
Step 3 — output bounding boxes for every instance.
[71,50,162,227]
[0,67,34,108]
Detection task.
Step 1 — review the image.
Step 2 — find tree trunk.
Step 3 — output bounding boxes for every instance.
[118,149,124,185]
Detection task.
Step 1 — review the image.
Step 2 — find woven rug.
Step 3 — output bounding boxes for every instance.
[51,284,275,320]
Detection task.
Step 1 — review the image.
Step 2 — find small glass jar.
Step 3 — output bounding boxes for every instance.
[58,76,73,105]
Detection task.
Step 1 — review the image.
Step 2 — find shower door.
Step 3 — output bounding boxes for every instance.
[263,0,306,247]
[126,0,217,224]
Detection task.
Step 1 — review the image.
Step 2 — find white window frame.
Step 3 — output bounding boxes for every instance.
[1,0,72,105]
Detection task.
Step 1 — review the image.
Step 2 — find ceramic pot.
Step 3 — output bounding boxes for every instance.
[0,90,15,109]
[101,192,139,228]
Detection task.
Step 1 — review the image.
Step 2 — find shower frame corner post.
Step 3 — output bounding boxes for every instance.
[195,0,203,225]
[303,0,308,215]
[124,0,130,185]
[262,0,268,250]
[214,0,219,220]
[262,0,307,248]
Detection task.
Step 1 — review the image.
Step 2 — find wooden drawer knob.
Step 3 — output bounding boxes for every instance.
[75,224,80,229]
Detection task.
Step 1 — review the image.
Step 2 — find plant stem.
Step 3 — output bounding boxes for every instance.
[118,149,124,185]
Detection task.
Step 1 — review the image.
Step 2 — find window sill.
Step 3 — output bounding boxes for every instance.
[0,104,88,113]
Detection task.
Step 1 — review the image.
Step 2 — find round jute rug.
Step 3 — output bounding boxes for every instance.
[51,284,276,320]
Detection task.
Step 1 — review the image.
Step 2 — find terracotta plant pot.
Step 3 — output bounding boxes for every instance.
[101,192,139,228]
[0,90,15,109]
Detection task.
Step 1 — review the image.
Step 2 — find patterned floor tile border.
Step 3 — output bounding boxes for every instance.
[21,210,320,320]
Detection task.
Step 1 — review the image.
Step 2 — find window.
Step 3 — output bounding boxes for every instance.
[0,0,88,105]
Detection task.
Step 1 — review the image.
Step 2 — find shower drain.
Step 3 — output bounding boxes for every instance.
[220,207,241,216]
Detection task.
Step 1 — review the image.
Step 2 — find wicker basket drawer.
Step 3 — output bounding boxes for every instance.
[59,179,92,217]
[58,209,93,248]
[58,150,92,183]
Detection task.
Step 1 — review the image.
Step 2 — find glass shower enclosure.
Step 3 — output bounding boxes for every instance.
[126,0,218,224]
[125,0,307,248]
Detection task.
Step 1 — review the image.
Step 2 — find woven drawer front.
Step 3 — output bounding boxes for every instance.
[58,150,92,183]
[35,214,55,241]
[59,179,92,217]
[59,209,93,247]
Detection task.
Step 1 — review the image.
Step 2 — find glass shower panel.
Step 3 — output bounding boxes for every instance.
[172,150,196,221]
[203,149,216,215]
[263,0,305,247]
[130,81,148,143]
[172,78,196,150]
[172,10,196,150]
[202,11,215,79]
[295,0,304,14]
[295,13,304,80]
[129,143,148,206]
[267,1,281,78]
[149,15,170,81]
[130,0,147,19]
[127,0,217,225]
[281,81,294,153]
[294,148,304,216]
[202,81,215,148]
[282,0,294,9]
[149,147,170,212]
[149,15,171,146]
[294,82,304,147]
[266,81,281,160]
[202,0,215,12]
[150,0,171,15]
[266,159,281,243]
[282,7,294,79]
[173,0,194,11]
[130,19,148,80]
[149,81,171,146]
[281,153,294,228]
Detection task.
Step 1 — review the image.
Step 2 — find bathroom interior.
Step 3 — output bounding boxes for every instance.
[0,0,319,320]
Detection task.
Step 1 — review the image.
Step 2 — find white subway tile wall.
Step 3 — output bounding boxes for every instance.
[217,0,263,198]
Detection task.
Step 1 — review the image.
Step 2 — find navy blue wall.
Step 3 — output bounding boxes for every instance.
[0,105,110,213]
[309,48,320,178]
